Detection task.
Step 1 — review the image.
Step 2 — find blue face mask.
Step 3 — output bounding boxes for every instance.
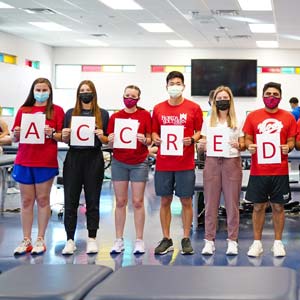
[34,92,49,103]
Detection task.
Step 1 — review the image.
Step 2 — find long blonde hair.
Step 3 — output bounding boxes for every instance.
[210,85,237,129]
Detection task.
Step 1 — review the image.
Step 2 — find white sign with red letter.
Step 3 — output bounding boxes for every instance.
[160,125,184,156]
[113,118,139,149]
[70,116,95,146]
[256,133,281,164]
[20,113,45,144]
[206,127,230,157]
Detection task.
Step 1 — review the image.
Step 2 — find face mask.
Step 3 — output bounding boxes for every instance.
[79,93,93,104]
[34,92,49,103]
[123,97,139,108]
[167,85,184,98]
[216,100,230,111]
[263,96,281,109]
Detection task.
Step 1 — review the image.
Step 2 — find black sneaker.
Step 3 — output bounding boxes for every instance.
[181,238,194,255]
[154,238,174,255]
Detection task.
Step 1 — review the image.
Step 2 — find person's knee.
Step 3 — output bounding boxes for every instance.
[161,196,172,208]
[36,195,50,208]
[21,197,34,209]
[180,197,192,209]
[271,203,284,214]
[253,203,267,213]
[116,198,128,209]
[132,198,144,209]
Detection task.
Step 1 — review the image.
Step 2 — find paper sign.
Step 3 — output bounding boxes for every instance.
[160,125,184,156]
[113,118,139,149]
[206,127,230,157]
[20,113,45,144]
[256,133,281,164]
[70,116,95,146]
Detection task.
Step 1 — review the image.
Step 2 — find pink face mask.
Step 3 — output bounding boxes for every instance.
[263,96,281,109]
[123,97,139,108]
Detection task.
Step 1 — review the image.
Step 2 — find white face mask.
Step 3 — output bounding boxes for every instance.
[167,85,184,98]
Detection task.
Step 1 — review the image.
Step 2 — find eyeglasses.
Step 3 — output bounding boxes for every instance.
[264,92,280,98]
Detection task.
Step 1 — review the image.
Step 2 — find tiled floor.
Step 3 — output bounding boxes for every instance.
[1,170,300,274]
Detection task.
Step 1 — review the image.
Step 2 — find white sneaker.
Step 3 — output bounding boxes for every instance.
[247,240,263,257]
[14,239,32,255]
[201,239,215,255]
[226,239,238,255]
[62,239,77,255]
[86,238,98,254]
[6,187,20,194]
[31,237,46,255]
[272,240,286,257]
[133,239,145,254]
[110,238,124,254]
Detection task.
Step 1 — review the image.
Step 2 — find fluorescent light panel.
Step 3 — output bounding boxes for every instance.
[77,39,109,46]
[238,0,272,11]
[166,40,193,47]
[0,1,14,8]
[29,22,72,31]
[138,23,173,33]
[256,41,278,48]
[98,0,143,10]
[249,24,276,33]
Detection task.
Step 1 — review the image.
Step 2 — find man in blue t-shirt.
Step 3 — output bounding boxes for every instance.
[289,97,300,121]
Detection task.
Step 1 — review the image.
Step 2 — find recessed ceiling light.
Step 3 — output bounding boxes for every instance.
[166,40,193,47]
[29,22,72,31]
[249,24,276,33]
[98,0,143,10]
[0,1,14,8]
[77,39,109,46]
[138,23,173,33]
[238,0,272,11]
[256,41,278,48]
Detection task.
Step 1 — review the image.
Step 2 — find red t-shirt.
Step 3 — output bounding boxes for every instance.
[107,108,151,164]
[243,108,297,175]
[12,105,65,168]
[152,99,203,171]
[296,119,300,141]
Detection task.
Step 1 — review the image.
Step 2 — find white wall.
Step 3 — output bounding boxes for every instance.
[53,47,300,118]
[0,32,53,127]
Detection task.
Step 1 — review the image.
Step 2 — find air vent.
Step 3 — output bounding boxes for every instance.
[188,11,214,23]
[90,33,108,38]
[230,35,252,39]
[22,8,56,14]
[212,10,240,16]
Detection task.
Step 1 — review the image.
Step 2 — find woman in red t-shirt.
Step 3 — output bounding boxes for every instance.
[107,85,151,255]
[12,78,64,255]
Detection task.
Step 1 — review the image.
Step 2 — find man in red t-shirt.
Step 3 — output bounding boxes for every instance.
[152,71,203,255]
[243,82,296,258]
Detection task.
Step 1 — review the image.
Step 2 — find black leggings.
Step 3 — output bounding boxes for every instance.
[63,149,104,239]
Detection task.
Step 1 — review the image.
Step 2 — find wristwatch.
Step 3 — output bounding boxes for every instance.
[51,129,56,139]
[191,137,195,144]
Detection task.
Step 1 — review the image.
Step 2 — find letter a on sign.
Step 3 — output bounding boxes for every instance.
[160,125,184,156]
[256,133,281,164]
[20,113,45,144]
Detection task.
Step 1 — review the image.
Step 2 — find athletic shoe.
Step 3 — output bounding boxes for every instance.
[110,238,125,254]
[181,237,194,255]
[133,239,145,254]
[201,239,215,255]
[226,239,238,255]
[31,237,46,255]
[86,238,98,254]
[154,238,174,255]
[14,238,32,255]
[62,239,77,255]
[272,240,286,257]
[247,240,263,257]
[6,187,20,194]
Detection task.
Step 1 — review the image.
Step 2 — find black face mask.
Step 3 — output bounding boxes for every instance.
[79,93,93,104]
[216,100,230,111]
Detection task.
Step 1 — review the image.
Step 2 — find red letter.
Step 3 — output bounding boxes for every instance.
[167,134,177,150]
[213,135,223,152]
[120,127,132,144]
[263,142,276,158]
[77,124,89,141]
[25,122,40,139]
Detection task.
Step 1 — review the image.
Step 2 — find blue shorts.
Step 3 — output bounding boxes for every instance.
[12,165,59,184]
[154,170,195,198]
[111,158,149,182]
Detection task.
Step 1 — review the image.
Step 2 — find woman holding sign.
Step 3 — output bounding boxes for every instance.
[107,85,151,255]
[61,80,109,255]
[199,86,245,256]
[12,78,64,255]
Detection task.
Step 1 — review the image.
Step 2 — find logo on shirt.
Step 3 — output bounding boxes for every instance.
[161,114,187,125]
[257,118,283,134]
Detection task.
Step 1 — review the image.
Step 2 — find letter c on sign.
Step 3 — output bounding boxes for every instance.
[77,124,89,141]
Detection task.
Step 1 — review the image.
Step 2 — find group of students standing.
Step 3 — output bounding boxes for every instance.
[10,71,299,259]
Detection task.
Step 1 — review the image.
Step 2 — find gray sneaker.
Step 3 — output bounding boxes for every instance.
[154,238,174,255]
[181,238,194,255]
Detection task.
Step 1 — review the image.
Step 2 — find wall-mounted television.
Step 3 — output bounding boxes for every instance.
[191,59,257,97]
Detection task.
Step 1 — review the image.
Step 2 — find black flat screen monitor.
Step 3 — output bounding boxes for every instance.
[191,59,257,97]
